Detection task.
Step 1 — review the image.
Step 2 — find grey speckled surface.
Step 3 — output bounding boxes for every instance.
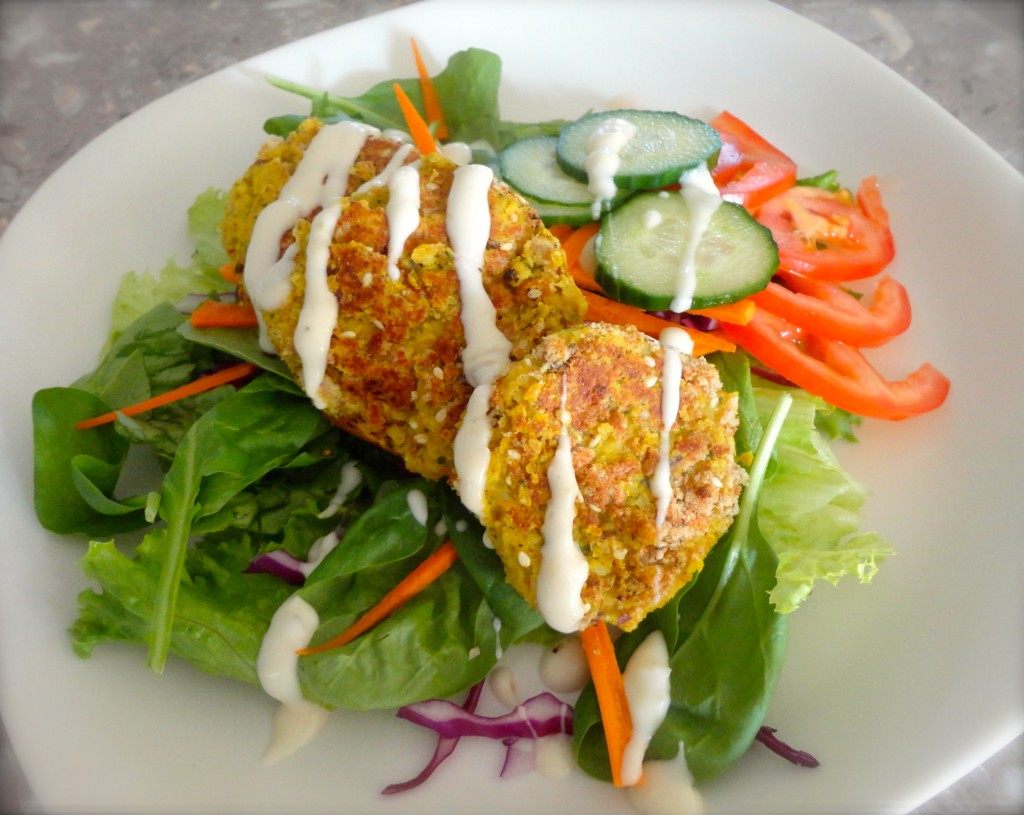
[0,0,1021,813]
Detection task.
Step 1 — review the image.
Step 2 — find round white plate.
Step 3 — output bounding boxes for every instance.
[1,1,1022,813]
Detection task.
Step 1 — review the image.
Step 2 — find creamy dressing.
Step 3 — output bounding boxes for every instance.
[536,381,590,634]
[440,141,473,166]
[651,327,694,528]
[539,635,591,694]
[384,162,420,281]
[626,744,703,815]
[244,120,378,352]
[317,460,363,519]
[256,594,329,763]
[584,117,638,218]
[353,142,416,196]
[294,202,342,408]
[300,530,340,578]
[670,163,723,313]
[621,630,672,787]
[406,488,429,526]
[447,163,514,517]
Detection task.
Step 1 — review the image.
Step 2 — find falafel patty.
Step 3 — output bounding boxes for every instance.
[221,118,587,480]
[482,322,747,632]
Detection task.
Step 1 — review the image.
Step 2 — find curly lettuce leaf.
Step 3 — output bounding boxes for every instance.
[756,387,893,613]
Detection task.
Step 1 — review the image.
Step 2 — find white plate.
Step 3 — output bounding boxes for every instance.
[1,1,1022,812]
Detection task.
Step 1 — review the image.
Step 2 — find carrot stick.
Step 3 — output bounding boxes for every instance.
[409,38,448,140]
[189,299,259,329]
[393,82,438,155]
[547,223,574,243]
[688,298,756,326]
[219,262,242,285]
[582,290,737,355]
[562,222,600,272]
[581,620,633,787]
[75,362,259,430]
[298,541,460,656]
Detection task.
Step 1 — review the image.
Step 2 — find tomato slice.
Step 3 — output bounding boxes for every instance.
[710,111,797,210]
[721,309,949,420]
[755,177,895,281]
[751,270,911,348]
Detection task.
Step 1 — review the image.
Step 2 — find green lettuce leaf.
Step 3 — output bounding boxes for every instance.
[756,387,893,613]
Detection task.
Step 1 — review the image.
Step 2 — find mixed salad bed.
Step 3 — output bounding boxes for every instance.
[31,44,948,801]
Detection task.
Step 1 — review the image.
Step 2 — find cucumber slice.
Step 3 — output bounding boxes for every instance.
[556,110,721,192]
[595,190,778,311]
[519,193,599,228]
[500,136,629,213]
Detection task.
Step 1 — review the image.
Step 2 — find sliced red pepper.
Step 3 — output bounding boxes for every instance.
[752,271,911,348]
[710,111,797,210]
[755,177,895,281]
[721,309,949,420]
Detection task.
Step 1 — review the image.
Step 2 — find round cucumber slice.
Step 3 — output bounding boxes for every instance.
[556,110,721,192]
[595,190,778,311]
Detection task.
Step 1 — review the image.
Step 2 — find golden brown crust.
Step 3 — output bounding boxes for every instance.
[483,323,746,631]
[221,119,586,480]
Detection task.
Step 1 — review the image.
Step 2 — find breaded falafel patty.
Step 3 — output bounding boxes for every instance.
[221,118,586,480]
[482,322,747,632]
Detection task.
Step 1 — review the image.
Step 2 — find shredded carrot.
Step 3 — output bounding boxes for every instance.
[393,82,438,155]
[189,299,259,329]
[75,362,259,430]
[581,620,633,787]
[582,290,736,355]
[409,38,448,140]
[219,262,242,285]
[562,222,600,272]
[689,298,756,326]
[547,223,575,243]
[298,540,460,656]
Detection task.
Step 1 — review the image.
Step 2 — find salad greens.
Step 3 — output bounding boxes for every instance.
[32,45,892,788]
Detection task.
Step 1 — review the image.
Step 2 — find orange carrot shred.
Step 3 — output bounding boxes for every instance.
[409,38,448,140]
[689,298,756,326]
[546,223,574,242]
[298,540,460,656]
[189,299,259,329]
[582,290,736,355]
[562,222,600,272]
[393,82,438,155]
[581,620,633,787]
[219,262,242,285]
[75,362,259,430]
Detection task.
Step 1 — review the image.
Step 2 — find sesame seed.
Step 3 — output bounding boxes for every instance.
[435,407,448,423]
[372,318,385,330]
[409,420,419,429]
[645,375,658,388]
[500,242,514,251]
[644,356,657,368]
[468,646,481,659]
[433,366,444,380]
[506,449,521,460]
[613,547,627,560]
[414,433,428,445]
[340,330,356,339]
[425,182,439,191]
[527,288,542,299]
[362,272,373,286]
[518,552,531,568]
[711,476,723,488]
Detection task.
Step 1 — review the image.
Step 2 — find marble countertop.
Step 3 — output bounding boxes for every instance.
[1,1,1021,813]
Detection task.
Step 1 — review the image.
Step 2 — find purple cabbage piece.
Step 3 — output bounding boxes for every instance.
[243,550,306,586]
[382,681,485,795]
[396,691,573,741]
[755,725,820,768]
[649,310,719,333]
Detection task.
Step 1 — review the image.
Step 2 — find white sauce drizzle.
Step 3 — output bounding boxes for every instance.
[244,120,379,352]
[670,162,723,313]
[317,460,363,519]
[256,595,329,764]
[407,488,429,526]
[384,163,421,281]
[626,743,703,815]
[536,380,590,634]
[440,141,473,166]
[584,117,638,218]
[651,327,694,529]
[621,630,672,787]
[353,142,416,196]
[448,163,514,518]
[539,635,591,694]
[294,202,341,408]
[300,531,340,578]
